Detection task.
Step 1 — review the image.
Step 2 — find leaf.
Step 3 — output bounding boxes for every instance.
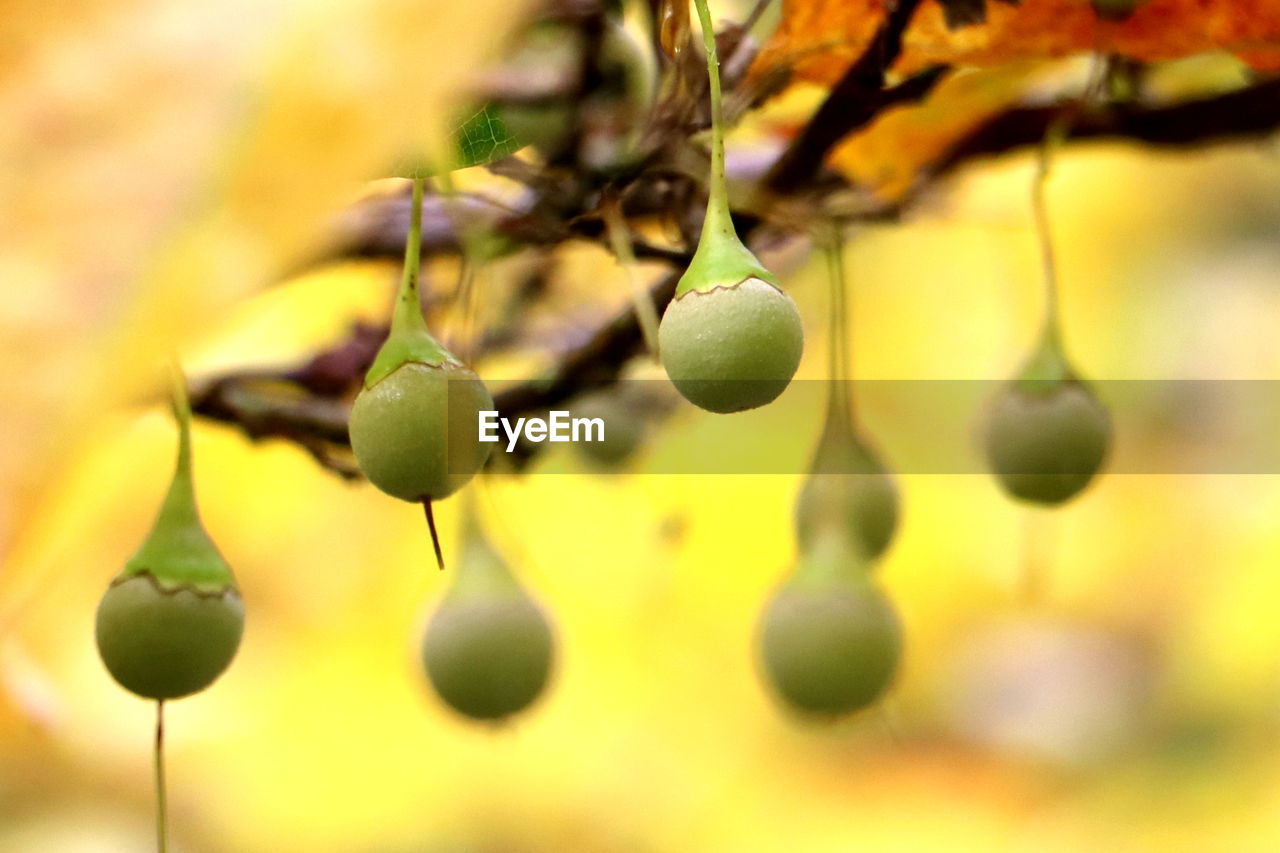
[754,0,1280,87]
[399,104,525,177]
[824,63,1043,201]
[452,104,524,169]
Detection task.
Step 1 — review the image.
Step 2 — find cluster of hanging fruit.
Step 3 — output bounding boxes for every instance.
[759,240,902,717]
[91,3,1119,849]
[347,173,555,724]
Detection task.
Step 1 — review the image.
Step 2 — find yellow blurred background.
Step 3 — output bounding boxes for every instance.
[4,0,1280,850]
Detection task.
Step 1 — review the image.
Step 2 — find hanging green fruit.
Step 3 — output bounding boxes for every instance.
[984,329,1111,505]
[796,408,899,560]
[95,372,244,701]
[982,121,1112,507]
[759,531,901,717]
[572,391,647,468]
[795,239,899,559]
[657,0,803,414]
[422,495,554,721]
[349,177,494,504]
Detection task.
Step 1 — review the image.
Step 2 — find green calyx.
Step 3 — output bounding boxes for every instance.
[364,176,462,389]
[120,373,236,595]
[1011,324,1076,394]
[446,500,524,598]
[676,200,778,297]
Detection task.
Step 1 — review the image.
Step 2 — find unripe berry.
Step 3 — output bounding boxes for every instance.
[985,379,1111,504]
[424,595,554,721]
[572,392,645,468]
[349,362,493,502]
[96,378,243,701]
[796,406,899,560]
[759,547,901,717]
[96,574,244,700]
[659,277,803,413]
[421,508,554,721]
[657,0,804,414]
[349,176,494,506]
[983,333,1111,505]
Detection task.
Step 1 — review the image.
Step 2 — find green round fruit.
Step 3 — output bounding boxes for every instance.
[572,394,645,468]
[759,574,901,716]
[796,441,899,560]
[658,277,804,414]
[95,574,244,700]
[984,380,1111,505]
[349,362,494,502]
[423,595,554,721]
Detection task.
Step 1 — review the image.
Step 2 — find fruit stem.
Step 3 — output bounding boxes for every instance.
[1031,119,1065,354]
[365,177,454,386]
[391,177,430,339]
[1020,508,1055,606]
[1032,56,1109,356]
[423,500,446,572]
[823,232,854,432]
[154,364,200,532]
[154,699,168,853]
[692,0,729,234]
[673,0,776,297]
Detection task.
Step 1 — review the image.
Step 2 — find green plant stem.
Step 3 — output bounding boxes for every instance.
[392,177,428,337]
[1032,57,1109,352]
[365,176,452,386]
[674,0,776,297]
[155,699,168,853]
[168,362,193,487]
[161,362,196,519]
[823,231,853,429]
[691,0,733,251]
[1020,509,1056,606]
[1031,122,1065,349]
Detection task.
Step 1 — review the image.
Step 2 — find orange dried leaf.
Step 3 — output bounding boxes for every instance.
[755,0,1280,85]
[825,63,1042,201]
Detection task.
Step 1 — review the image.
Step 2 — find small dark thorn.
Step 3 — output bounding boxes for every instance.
[423,500,446,571]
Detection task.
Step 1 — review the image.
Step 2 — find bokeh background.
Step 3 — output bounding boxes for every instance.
[3,0,1280,850]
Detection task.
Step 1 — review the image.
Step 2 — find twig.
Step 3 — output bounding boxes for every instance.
[762,0,940,193]
[931,76,1280,179]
